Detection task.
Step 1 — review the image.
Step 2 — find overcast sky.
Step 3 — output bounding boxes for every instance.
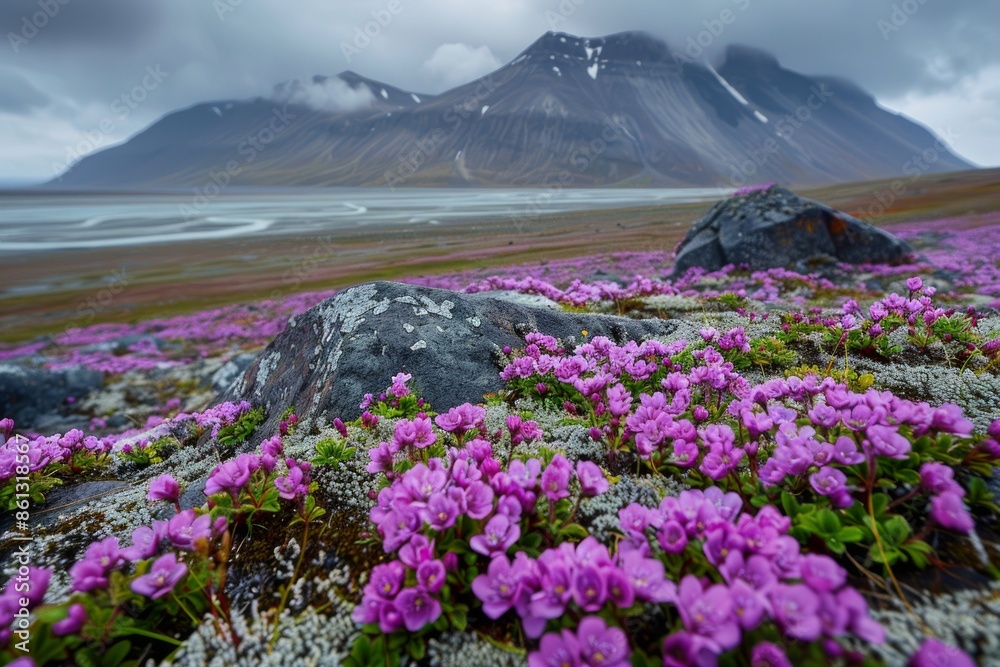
[1,0,998,183]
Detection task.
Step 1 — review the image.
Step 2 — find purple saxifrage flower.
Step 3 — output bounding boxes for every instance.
[52,602,87,637]
[676,575,740,651]
[576,460,609,497]
[147,473,180,504]
[751,641,793,667]
[907,639,975,667]
[541,455,572,501]
[389,372,412,398]
[121,523,165,562]
[576,616,630,667]
[275,459,311,500]
[529,629,580,667]
[131,552,187,599]
[69,559,109,593]
[919,462,963,496]
[929,492,974,534]
[204,455,253,499]
[394,586,442,631]
[166,509,214,550]
[470,514,520,557]
[471,553,525,619]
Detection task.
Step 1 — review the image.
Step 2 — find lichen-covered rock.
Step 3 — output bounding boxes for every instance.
[225,281,684,439]
[672,185,912,275]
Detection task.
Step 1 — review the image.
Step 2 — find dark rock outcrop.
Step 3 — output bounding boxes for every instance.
[672,185,913,276]
[0,362,103,431]
[226,281,683,438]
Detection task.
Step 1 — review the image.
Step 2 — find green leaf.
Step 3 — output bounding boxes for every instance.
[113,626,183,646]
[520,532,543,550]
[880,516,911,547]
[837,526,864,543]
[824,539,846,555]
[901,540,934,569]
[104,641,132,667]
[448,607,468,632]
[75,647,102,667]
[406,638,426,661]
[893,468,922,486]
[871,546,902,565]
[816,509,842,535]
[780,491,799,518]
[560,523,590,541]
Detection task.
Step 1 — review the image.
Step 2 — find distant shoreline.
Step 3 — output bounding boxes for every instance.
[1,168,997,344]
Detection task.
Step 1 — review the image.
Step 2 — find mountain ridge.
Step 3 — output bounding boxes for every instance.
[48,30,972,189]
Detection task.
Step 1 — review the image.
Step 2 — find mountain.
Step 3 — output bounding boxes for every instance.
[48,31,972,189]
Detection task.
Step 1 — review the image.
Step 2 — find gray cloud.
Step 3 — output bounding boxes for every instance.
[1,0,998,179]
[272,76,376,113]
[0,67,49,112]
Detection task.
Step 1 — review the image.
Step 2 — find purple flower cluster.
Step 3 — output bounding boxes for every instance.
[503,332,990,534]
[368,446,497,553]
[366,416,438,475]
[528,616,630,667]
[68,510,225,595]
[744,381,978,523]
[434,403,486,441]
[619,488,884,663]
[194,400,253,440]
[0,289,335,374]
[360,372,424,413]
[275,458,312,501]
[473,537,672,639]
[449,261,839,309]
[506,414,544,448]
[201,433,312,509]
[920,462,975,534]
[359,412,620,637]
[0,423,117,482]
[351,547,446,632]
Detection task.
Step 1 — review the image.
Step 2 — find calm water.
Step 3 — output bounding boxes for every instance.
[0,188,725,252]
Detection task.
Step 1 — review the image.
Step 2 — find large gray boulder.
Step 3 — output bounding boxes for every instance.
[672,185,912,276]
[0,362,103,431]
[225,281,683,436]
